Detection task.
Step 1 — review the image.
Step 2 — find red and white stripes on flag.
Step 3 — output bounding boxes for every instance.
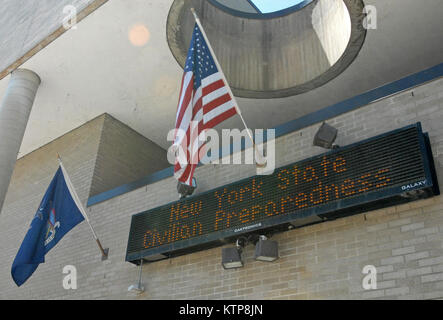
[172,22,237,186]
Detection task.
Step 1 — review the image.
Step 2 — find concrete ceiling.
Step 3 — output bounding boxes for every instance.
[0,0,442,158]
[0,0,107,79]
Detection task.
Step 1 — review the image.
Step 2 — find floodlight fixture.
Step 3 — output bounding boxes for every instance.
[254,235,279,262]
[313,122,339,149]
[221,239,246,269]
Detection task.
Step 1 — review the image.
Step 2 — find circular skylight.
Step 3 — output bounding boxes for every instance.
[167,0,366,98]
[208,0,314,18]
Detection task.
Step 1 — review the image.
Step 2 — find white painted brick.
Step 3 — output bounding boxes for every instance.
[419,256,443,267]
[432,265,443,273]
[401,223,425,232]
[383,270,406,280]
[388,218,411,228]
[421,273,443,283]
[362,290,385,299]
[367,223,388,232]
[415,227,439,236]
[392,246,415,256]
[385,287,410,296]
[376,265,395,274]
[376,280,396,289]
[406,267,433,277]
[405,252,429,262]
[381,256,404,266]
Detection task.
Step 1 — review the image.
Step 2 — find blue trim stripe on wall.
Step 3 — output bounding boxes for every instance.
[87,62,443,207]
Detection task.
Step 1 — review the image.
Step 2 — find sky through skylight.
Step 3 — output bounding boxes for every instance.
[249,0,307,13]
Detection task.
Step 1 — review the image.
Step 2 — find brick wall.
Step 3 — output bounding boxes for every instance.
[0,114,104,299]
[89,114,169,196]
[0,77,442,299]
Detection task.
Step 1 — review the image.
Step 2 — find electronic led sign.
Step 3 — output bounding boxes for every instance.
[126,123,439,263]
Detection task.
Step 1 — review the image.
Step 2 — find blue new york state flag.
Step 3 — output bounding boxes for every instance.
[11,166,85,286]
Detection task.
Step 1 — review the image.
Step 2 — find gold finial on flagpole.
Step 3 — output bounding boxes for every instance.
[56,153,62,164]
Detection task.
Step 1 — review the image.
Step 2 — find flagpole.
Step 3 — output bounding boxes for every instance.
[190,8,266,167]
[57,154,109,260]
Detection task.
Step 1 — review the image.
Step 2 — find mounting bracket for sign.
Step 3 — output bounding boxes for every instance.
[125,123,439,264]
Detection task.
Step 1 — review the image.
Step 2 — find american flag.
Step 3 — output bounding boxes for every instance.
[173,23,238,185]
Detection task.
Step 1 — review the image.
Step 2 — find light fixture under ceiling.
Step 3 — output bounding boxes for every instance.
[313,122,339,149]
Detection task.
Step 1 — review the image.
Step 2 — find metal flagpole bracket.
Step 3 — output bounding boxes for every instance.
[101,248,109,261]
[95,236,109,261]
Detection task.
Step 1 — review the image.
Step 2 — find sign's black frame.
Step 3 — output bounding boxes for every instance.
[126,123,439,264]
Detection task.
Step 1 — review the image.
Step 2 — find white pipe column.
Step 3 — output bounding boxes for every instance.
[0,69,41,213]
